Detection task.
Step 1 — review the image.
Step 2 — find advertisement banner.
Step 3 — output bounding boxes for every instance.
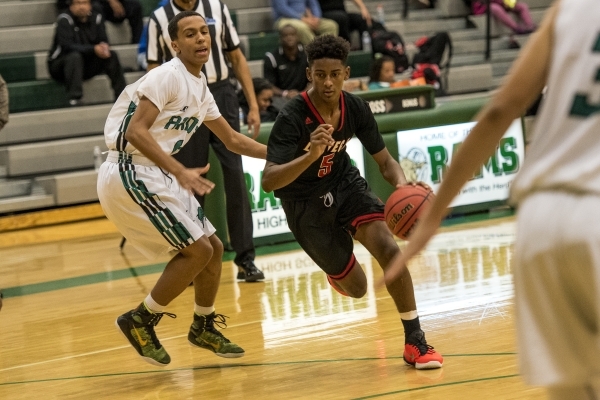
[396,119,525,207]
[242,138,366,238]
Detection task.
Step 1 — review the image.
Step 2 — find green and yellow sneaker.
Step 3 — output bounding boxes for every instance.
[116,304,176,367]
[188,312,245,358]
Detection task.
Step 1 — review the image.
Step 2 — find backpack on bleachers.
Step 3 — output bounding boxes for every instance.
[369,21,410,73]
[411,32,453,95]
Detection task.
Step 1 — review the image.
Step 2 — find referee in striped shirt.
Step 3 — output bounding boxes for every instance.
[146,0,265,282]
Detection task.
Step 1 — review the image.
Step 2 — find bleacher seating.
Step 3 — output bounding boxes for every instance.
[0,0,554,217]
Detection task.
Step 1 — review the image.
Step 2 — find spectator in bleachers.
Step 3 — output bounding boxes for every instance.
[57,0,143,44]
[95,0,143,44]
[271,0,338,45]
[469,0,536,35]
[317,0,371,49]
[367,55,428,91]
[368,55,396,90]
[48,0,127,106]
[0,74,8,132]
[239,78,280,123]
[263,24,310,102]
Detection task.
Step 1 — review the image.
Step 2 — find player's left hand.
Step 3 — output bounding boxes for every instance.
[396,181,432,191]
[176,164,215,196]
[375,204,440,289]
[245,109,261,140]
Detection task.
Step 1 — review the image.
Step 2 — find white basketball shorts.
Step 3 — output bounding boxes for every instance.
[97,151,216,259]
[515,191,600,387]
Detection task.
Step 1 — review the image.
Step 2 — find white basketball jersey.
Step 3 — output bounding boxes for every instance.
[104,57,220,156]
[510,0,600,204]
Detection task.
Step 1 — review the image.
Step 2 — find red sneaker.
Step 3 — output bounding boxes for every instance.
[403,329,443,369]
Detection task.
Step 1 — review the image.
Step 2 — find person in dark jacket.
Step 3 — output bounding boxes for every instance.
[56,0,143,44]
[48,0,126,106]
[239,78,280,124]
[263,24,310,101]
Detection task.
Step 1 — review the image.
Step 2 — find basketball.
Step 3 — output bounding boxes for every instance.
[384,185,435,240]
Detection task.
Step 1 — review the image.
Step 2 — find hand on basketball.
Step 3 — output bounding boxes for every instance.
[309,124,334,159]
[376,192,444,289]
[396,181,432,192]
[176,164,215,196]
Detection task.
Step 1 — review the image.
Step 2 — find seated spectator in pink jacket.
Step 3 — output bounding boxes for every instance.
[471,0,536,35]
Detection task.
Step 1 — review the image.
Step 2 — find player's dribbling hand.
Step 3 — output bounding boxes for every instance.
[396,181,432,191]
[375,203,441,290]
[177,164,215,196]
[309,124,334,159]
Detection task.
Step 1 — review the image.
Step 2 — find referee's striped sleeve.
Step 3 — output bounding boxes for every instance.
[221,2,240,50]
[146,13,163,64]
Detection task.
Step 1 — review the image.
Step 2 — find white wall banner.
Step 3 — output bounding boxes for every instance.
[396,119,525,207]
[242,137,366,238]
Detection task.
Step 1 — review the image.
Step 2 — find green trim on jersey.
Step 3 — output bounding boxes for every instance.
[116,101,138,151]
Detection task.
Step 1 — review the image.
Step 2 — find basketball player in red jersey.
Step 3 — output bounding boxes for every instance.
[261,34,442,369]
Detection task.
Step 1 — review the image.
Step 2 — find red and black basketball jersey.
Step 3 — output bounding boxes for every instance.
[267,91,385,200]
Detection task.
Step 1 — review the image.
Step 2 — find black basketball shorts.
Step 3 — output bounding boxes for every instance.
[282,168,384,276]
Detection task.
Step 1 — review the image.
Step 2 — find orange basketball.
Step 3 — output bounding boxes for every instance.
[384,185,435,240]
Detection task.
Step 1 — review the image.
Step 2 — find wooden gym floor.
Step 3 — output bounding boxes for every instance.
[0,213,546,399]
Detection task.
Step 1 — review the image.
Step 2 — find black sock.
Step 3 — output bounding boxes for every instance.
[401,316,421,341]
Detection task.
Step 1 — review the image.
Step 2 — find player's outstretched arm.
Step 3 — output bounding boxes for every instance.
[371,148,408,187]
[204,116,266,159]
[261,124,334,192]
[377,2,557,288]
[125,97,215,196]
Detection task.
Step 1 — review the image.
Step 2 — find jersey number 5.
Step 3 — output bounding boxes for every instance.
[318,154,334,177]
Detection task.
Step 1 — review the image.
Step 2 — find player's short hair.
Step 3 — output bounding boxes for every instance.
[168,10,204,41]
[305,35,350,66]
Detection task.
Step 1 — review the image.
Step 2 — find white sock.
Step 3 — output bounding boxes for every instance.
[144,294,166,313]
[400,310,419,321]
[194,304,215,316]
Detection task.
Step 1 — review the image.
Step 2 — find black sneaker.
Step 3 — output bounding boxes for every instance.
[188,312,245,358]
[115,303,176,366]
[236,260,265,282]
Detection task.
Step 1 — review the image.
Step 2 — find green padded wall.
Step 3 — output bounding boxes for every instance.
[0,53,36,83]
[8,80,69,112]
[248,32,279,61]
[204,147,229,247]
[347,51,372,78]
[140,0,161,17]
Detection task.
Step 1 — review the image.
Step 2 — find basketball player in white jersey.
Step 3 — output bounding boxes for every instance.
[97,10,266,367]
[381,1,600,398]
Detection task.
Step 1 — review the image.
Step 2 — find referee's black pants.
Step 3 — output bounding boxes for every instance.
[173,80,255,266]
